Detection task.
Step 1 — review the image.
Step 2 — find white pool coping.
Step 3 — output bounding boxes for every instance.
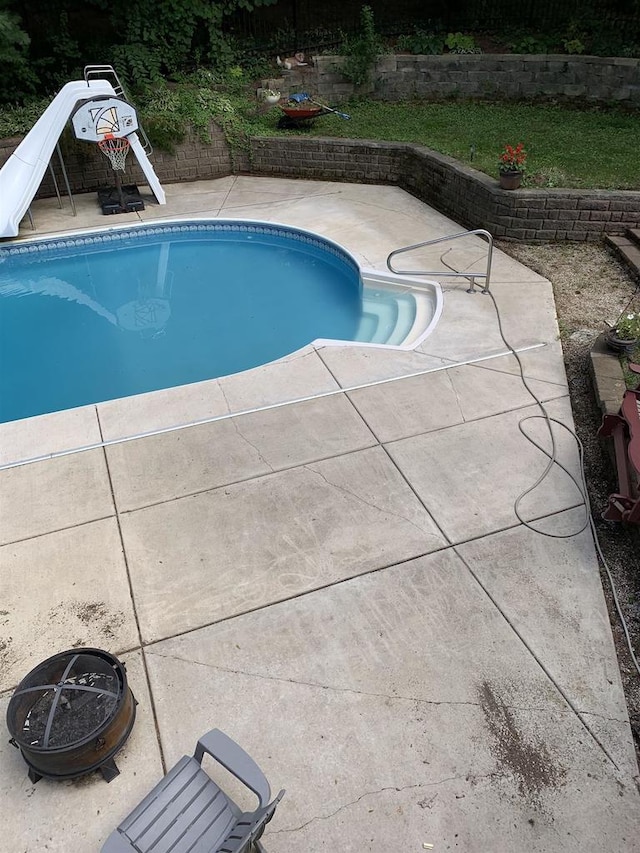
[0,343,546,470]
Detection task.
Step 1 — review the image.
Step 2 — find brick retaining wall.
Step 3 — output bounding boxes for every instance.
[250,136,640,241]
[0,125,232,198]
[272,54,640,107]
[3,130,639,241]
[249,136,400,184]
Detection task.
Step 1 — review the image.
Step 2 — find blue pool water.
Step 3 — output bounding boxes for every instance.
[0,221,416,423]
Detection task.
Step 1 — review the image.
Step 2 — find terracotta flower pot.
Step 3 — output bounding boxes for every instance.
[499,170,523,190]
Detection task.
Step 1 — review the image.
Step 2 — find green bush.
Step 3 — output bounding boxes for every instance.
[0,97,50,137]
[341,5,384,87]
[138,79,259,155]
[507,33,560,54]
[563,38,585,55]
[445,32,481,54]
[396,29,444,55]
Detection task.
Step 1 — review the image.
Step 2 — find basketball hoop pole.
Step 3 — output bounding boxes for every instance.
[114,166,125,212]
[98,134,130,212]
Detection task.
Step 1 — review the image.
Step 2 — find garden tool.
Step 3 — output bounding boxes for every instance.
[289,93,351,119]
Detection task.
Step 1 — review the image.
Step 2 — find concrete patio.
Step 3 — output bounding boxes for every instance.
[1,177,638,852]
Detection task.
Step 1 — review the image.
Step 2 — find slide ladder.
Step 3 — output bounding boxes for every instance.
[0,73,165,239]
[84,65,154,156]
[83,65,165,206]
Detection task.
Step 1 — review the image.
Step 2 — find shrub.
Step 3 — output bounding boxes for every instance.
[341,5,384,87]
[396,28,444,55]
[445,32,481,54]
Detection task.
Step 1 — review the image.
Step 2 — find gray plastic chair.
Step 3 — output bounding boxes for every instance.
[102,729,284,853]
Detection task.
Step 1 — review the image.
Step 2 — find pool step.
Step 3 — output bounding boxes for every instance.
[355,270,442,348]
[357,291,416,345]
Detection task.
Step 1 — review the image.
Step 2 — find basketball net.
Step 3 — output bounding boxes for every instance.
[98,134,130,171]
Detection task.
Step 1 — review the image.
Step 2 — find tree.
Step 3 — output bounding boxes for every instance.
[1,0,279,102]
[0,6,37,102]
[93,0,280,85]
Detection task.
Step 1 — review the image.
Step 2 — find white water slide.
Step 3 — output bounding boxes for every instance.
[0,79,165,239]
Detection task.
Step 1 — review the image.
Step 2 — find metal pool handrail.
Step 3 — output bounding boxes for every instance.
[386,228,494,293]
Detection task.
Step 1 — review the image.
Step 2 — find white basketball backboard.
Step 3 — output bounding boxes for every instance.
[72,97,139,142]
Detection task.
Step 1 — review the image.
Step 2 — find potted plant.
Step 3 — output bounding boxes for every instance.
[605,311,640,354]
[263,89,281,104]
[498,142,527,190]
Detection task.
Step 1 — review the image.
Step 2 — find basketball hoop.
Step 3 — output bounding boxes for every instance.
[98,134,130,171]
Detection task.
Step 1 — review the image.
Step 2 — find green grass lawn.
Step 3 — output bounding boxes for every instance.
[252,100,640,190]
[2,92,638,190]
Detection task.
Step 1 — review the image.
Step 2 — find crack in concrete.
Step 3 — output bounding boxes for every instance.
[577,710,631,726]
[271,772,509,835]
[217,383,274,472]
[231,420,275,472]
[216,381,233,417]
[443,369,466,423]
[302,463,440,542]
[146,650,566,716]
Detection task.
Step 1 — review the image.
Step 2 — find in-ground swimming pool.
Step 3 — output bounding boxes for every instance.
[0,220,439,423]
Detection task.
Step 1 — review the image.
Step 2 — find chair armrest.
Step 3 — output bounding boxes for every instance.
[194,729,271,807]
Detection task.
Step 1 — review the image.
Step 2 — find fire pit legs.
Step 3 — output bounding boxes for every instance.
[100,757,120,783]
[28,767,42,785]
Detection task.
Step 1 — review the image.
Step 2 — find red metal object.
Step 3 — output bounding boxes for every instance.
[598,362,640,523]
[279,104,324,120]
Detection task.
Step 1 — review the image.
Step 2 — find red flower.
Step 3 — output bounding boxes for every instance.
[499,142,527,173]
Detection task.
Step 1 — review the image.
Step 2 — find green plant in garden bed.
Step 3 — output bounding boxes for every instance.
[445,32,481,54]
[506,32,561,54]
[396,29,444,55]
[621,349,640,389]
[340,5,385,87]
[0,98,52,138]
[613,312,640,342]
[138,74,260,154]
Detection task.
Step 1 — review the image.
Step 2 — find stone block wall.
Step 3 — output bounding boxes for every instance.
[249,137,640,240]
[277,54,640,107]
[249,136,400,183]
[397,145,640,240]
[0,124,232,200]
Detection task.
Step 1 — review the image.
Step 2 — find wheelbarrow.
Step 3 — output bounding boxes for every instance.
[278,93,350,128]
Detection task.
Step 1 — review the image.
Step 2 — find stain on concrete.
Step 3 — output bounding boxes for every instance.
[479,680,567,805]
[48,600,125,643]
[0,634,13,665]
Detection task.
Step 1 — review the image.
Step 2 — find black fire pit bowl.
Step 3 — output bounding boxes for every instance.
[6,647,136,783]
